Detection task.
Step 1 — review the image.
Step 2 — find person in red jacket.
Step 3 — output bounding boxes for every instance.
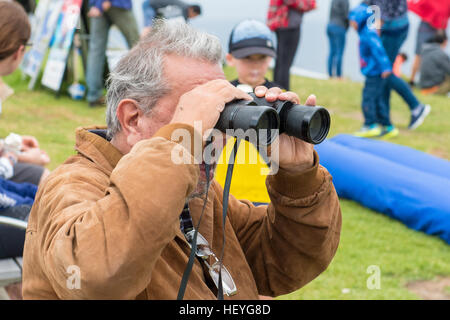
[267,0,316,90]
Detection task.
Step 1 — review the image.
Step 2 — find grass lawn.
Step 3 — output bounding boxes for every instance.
[2,66,450,300]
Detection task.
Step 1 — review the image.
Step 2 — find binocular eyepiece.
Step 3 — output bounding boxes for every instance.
[215,93,331,145]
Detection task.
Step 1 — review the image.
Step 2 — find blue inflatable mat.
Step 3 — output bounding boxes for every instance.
[331,134,450,180]
[315,134,450,244]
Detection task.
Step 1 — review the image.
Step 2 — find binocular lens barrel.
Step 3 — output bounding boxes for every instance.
[281,103,331,144]
[215,95,331,145]
[214,104,279,145]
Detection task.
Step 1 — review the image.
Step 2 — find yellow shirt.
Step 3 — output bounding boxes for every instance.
[215,138,271,203]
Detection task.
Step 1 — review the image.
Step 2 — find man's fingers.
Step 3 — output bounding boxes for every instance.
[255,85,283,101]
[217,84,252,105]
[279,91,300,104]
[304,94,317,106]
[264,87,283,102]
[254,86,267,97]
[233,87,253,101]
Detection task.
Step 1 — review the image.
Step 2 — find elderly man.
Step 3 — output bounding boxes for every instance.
[22,20,341,299]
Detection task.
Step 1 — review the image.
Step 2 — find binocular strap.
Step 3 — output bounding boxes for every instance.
[177,138,241,300]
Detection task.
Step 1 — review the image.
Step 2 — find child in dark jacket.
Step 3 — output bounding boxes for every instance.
[350,3,430,138]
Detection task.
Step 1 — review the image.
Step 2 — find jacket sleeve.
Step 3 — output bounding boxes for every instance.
[35,124,201,299]
[369,35,392,74]
[224,151,342,297]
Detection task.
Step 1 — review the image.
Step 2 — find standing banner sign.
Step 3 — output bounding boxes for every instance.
[21,0,64,90]
[41,0,83,92]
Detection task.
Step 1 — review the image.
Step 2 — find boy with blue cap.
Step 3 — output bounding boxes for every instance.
[226,19,282,92]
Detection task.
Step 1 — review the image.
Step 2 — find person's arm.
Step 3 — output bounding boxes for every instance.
[369,34,392,76]
[225,87,341,296]
[223,151,341,296]
[34,124,200,299]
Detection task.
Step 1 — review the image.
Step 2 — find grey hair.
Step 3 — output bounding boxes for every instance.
[105,19,224,139]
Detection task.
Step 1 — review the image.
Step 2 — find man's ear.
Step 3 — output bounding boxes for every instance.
[116,99,143,143]
[225,53,235,67]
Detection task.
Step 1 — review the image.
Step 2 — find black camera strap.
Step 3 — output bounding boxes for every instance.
[177,163,211,300]
[216,137,240,299]
[177,137,240,300]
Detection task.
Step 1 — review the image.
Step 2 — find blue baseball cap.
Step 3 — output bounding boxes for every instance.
[229,19,276,59]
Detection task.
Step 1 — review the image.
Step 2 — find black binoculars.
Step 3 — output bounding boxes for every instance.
[215,93,331,145]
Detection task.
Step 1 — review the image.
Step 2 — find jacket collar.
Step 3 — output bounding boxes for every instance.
[75,126,123,174]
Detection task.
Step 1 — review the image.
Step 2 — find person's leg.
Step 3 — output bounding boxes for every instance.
[355,77,382,137]
[361,77,379,126]
[274,29,284,87]
[335,26,346,78]
[274,26,300,90]
[86,15,110,103]
[10,162,47,186]
[386,74,431,130]
[326,25,336,77]
[107,7,140,49]
[0,205,31,259]
[376,77,393,127]
[1,204,28,299]
[387,74,421,111]
[377,77,400,137]
[381,26,409,65]
[379,26,409,126]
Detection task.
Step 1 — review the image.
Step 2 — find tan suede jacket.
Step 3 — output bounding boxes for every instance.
[22,123,341,299]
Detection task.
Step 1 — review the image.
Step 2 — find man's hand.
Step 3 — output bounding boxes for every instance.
[88,7,102,18]
[255,86,316,174]
[170,79,252,135]
[18,148,50,166]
